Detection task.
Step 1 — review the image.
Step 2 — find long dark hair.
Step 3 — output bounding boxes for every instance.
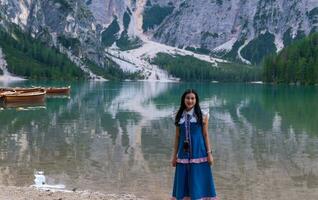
[175,89,203,126]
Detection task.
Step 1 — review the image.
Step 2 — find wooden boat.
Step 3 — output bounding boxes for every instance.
[3,91,46,103]
[0,91,16,98]
[13,87,45,93]
[1,87,44,95]
[45,86,70,95]
[0,88,15,96]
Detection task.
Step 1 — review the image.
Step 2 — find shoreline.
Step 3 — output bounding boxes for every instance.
[0,185,144,200]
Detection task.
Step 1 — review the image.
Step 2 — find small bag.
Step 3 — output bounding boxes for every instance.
[183,139,190,152]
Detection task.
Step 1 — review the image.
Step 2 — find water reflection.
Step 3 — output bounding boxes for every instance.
[0,101,46,109]
[0,82,318,199]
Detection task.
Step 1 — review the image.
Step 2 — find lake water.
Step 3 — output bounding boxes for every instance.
[1,81,318,200]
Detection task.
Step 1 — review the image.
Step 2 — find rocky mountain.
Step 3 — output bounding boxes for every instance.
[0,0,317,80]
[0,0,109,80]
[148,0,318,64]
[85,0,318,65]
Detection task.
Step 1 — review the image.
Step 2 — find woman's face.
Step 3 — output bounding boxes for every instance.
[184,93,196,110]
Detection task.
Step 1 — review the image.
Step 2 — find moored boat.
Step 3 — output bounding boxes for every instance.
[0,91,16,98]
[45,86,70,95]
[13,87,45,93]
[3,91,46,103]
[0,88,15,96]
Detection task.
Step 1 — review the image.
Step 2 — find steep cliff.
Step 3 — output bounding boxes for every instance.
[149,0,318,64]
[1,0,104,60]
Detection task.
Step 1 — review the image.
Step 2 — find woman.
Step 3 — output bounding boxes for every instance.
[171,89,218,200]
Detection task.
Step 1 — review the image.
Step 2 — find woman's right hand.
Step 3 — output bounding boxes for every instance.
[207,153,214,166]
[171,156,177,167]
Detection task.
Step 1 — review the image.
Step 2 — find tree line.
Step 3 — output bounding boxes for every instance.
[152,53,261,82]
[0,26,86,80]
[263,33,318,85]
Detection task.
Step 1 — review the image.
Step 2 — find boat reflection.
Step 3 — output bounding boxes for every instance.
[45,94,70,99]
[0,101,46,110]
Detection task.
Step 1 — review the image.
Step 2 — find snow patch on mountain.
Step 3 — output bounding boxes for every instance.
[0,47,26,82]
[213,38,237,52]
[274,34,284,53]
[106,44,179,82]
[237,40,252,65]
[106,36,228,81]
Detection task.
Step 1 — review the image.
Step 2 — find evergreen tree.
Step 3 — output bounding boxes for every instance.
[262,33,318,85]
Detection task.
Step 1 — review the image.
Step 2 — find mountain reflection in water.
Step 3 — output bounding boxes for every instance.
[0,82,318,200]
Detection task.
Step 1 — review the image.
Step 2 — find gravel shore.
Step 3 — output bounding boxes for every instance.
[0,186,144,200]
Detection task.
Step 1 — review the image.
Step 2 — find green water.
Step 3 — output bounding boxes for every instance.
[1,81,318,200]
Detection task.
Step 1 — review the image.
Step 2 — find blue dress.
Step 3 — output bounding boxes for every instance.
[172,109,218,200]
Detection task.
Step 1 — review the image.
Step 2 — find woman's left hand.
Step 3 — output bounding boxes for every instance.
[207,153,214,166]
